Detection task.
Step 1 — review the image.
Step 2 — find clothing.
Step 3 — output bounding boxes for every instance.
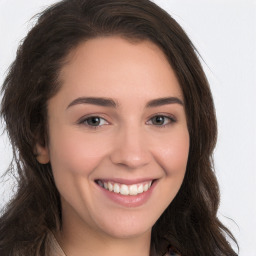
[47,232,180,256]
[47,232,67,256]
[164,246,181,256]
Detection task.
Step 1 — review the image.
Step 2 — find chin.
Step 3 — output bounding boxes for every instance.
[92,212,154,239]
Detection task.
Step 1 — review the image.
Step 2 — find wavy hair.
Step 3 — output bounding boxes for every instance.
[0,0,238,255]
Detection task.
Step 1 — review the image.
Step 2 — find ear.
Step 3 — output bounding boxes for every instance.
[35,143,50,164]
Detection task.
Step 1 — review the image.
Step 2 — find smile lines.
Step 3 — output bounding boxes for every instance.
[96,180,153,196]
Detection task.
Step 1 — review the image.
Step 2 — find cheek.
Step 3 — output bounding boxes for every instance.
[147,128,189,216]
[154,128,190,176]
[48,128,110,176]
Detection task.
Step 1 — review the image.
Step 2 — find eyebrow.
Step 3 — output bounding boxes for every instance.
[67,97,117,109]
[66,96,183,109]
[146,97,184,107]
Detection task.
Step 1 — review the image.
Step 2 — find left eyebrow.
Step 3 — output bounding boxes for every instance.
[146,97,184,108]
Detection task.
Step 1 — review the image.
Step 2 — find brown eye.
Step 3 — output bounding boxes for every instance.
[80,116,108,127]
[86,117,101,126]
[151,116,166,125]
[147,115,176,127]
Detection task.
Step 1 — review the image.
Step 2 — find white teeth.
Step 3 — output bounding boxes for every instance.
[143,183,149,191]
[98,180,104,188]
[108,182,113,192]
[129,184,138,195]
[114,183,120,193]
[97,180,154,195]
[120,184,129,195]
[137,184,143,194]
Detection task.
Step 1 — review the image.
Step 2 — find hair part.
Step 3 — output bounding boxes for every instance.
[1,0,238,255]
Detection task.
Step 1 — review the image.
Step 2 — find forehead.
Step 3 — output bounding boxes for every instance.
[55,36,183,105]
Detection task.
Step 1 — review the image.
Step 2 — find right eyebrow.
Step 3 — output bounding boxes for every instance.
[66,97,117,109]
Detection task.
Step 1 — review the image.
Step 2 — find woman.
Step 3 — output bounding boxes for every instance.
[0,0,238,255]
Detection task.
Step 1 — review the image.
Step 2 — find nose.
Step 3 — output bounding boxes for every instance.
[110,126,151,169]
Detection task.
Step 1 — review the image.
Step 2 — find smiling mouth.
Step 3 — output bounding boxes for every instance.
[95,180,155,196]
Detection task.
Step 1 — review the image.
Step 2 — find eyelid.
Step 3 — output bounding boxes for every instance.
[146,113,177,126]
[77,114,110,127]
[76,113,176,128]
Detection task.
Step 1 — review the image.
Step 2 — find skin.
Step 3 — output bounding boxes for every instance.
[36,37,190,256]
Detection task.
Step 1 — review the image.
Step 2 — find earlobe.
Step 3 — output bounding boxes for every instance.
[35,143,50,164]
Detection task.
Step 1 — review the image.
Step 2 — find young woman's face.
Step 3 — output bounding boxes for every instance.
[38,37,189,239]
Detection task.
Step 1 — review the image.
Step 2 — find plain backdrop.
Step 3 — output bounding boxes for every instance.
[0,0,255,255]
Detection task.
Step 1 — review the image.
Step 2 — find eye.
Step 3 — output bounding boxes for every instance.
[147,115,176,126]
[79,116,109,127]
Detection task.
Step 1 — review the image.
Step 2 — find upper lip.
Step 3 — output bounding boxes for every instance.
[95,178,157,185]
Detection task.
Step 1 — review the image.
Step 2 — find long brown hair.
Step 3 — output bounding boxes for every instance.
[0,0,238,255]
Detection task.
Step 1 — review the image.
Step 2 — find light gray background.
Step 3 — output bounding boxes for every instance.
[0,0,255,255]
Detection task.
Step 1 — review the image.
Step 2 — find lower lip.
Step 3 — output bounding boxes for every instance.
[95,180,157,207]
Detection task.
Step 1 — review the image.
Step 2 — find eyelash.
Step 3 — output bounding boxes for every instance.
[78,114,176,129]
[146,114,177,128]
[78,116,109,129]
